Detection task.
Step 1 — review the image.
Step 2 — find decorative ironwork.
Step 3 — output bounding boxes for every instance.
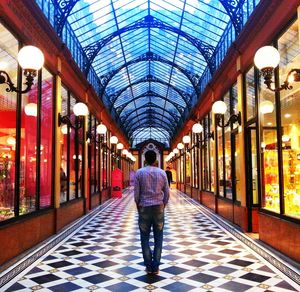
[83,15,215,75]
[0,69,36,94]
[98,51,201,95]
[127,118,174,137]
[115,90,185,119]
[109,75,191,108]
[53,0,79,37]
[122,103,179,130]
[219,0,245,36]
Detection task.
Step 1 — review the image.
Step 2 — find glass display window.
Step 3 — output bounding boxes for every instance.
[209,113,215,192]
[60,86,68,203]
[278,19,300,219]
[0,23,18,221]
[246,67,256,121]
[39,68,53,208]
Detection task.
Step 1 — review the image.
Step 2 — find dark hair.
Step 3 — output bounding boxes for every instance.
[145,150,156,165]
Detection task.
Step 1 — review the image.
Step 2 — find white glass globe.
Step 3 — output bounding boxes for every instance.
[282,135,290,142]
[132,157,136,162]
[177,143,184,150]
[18,46,44,70]
[170,152,175,157]
[182,135,191,144]
[61,124,71,135]
[254,46,280,70]
[260,100,274,114]
[212,100,227,115]
[96,123,107,135]
[110,135,118,144]
[117,143,124,150]
[173,148,179,154]
[192,122,203,134]
[24,103,37,117]
[7,136,16,145]
[73,102,89,116]
[122,149,128,155]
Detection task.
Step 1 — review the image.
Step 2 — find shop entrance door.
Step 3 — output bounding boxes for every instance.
[246,127,259,232]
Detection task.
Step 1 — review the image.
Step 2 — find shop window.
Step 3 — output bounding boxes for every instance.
[60,86,68,203]
[209,113,215,192]
[186,152,191,184]
[0,24,18,221]
[278,19,300,218]
[40,68,53,208]
[246,67,256,121]
[217,125,224,197]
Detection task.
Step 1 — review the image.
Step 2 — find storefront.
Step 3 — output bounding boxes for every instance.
[171,4,300,262]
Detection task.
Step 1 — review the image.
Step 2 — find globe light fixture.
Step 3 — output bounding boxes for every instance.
[110,136,118,145]
[0,45,44,94]
[182,135,191,144]
[122,149,128,156]
[177,142,184,150]
[173,148,179,154]
[192,122,203,134]
[254,46,300,92]
[117,143,124,150]
[260,100,274,114]
[212,100,241,128]
[24,103,37,117]
[96,122,107,135]
[58,102,89,130]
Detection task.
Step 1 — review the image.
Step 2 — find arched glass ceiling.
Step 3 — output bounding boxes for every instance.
[37,0,261,146]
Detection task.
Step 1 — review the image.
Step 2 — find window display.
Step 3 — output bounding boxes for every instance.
[278,19,300,218]
[0,23,18,221]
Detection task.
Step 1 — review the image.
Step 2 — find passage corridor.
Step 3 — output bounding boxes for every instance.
[2,189,300,291]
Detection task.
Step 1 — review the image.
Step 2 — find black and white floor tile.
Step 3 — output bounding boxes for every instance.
[2,188,300,291]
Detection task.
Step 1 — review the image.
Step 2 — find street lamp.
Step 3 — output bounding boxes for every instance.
[212,100,241,128]
[254,46,300,92]
[58,102,89,129]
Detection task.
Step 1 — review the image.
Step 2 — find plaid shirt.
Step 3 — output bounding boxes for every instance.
[134,166,169,207]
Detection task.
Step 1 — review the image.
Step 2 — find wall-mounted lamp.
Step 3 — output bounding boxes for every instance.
[192,122,214,146]
[58,102,89,130]
[87,122,107,144]
[254,46,300,92]
[260,100,274,114]
[0,46,44,94]
[177,143,184,151]
[212,100,241,128]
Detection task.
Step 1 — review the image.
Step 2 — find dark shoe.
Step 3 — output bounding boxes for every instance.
[145,267,152,274]
[152,268,159,275]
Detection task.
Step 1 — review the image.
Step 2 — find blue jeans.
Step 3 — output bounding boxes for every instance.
[138,204,165,272]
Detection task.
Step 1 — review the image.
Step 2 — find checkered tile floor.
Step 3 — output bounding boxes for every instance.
[3,189,300,291]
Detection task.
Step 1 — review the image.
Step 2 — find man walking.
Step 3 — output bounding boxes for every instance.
[134,150,169,275]
[165,166,173,187]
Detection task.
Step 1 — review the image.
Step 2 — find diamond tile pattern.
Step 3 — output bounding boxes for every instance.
[3,188,299,291]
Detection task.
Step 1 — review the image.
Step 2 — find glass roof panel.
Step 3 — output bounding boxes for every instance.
[37,0,261,146]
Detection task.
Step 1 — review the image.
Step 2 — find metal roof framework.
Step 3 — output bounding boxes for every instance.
[37,0,260,147]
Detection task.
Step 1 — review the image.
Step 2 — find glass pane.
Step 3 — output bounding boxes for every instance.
[0,23,18,221]
[251,128,258,204]
[60,86,68,203]
[278,19,300,218]
[40,68,53,208]
[20,72,38,215]
[261,129,280,213]
[235,133,242,202]
[209,113,215,192]
[246,67,256,121]
[259,71,279,213]
[69,96,76,199]
[217,126,224,197]
[224,129,232,199]
[186,152,191,184]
